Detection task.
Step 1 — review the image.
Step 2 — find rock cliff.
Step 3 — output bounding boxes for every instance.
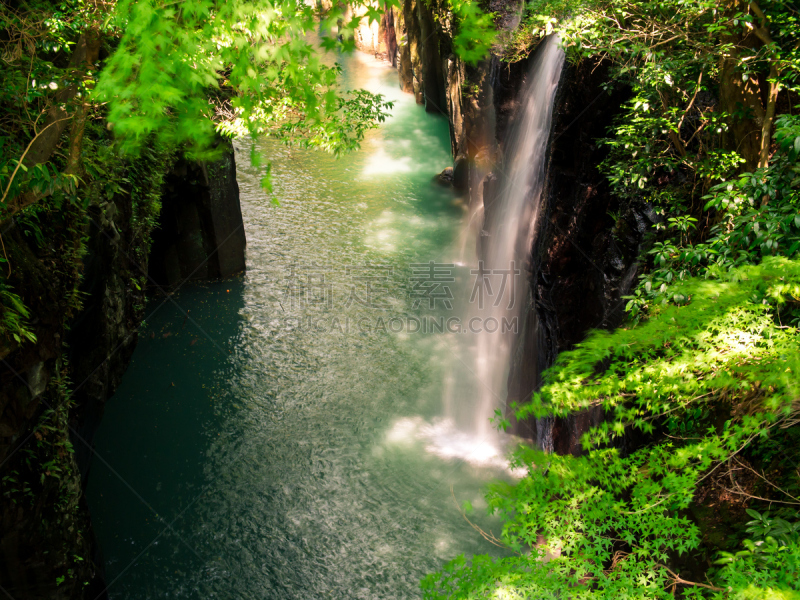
[0,141,245,598]
[149,146,246,286]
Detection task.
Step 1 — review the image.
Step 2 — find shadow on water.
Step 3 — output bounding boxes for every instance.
[86,278,246,590]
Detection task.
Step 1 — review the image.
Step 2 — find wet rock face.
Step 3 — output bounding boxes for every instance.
[392,0,499,194]
[390,0,449,109]
[508,59,653,453]
[434,166,455,186]
[383,9,398,67]
[539,59,638,352]
[149,145,246,287]
[68,197,149,485]
[490,54,533,154]
[416,0,448,115]
[393,0,422,99]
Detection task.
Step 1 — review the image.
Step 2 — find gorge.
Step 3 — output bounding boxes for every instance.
[1,1,799,599]
[1,24,622,597]
[81,30,630,597]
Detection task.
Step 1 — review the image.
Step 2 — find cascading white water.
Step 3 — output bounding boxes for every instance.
[446,35,565,438]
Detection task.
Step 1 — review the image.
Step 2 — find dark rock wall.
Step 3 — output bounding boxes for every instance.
[68,196,153,485]
[149,146,246,287]
[382,9,398,68]
[393,0,423,100]
[0,140,245,599]
[416,0,448,115]
[0,204,95,599]
[388,0,496,164]
[510,58,652,454]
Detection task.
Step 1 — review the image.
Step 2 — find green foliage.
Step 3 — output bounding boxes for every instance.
[625,115,800,319]
[0,160,79,210]
[91,0,494,200]
[82,123,175,251]
[501,0,800,336]
[424,442,706,599]
[0,280,37,345]
[716,547,800,600]
[448,0,496,65]
[425,258,800,599]
[97,0,384,157]
[742,509,799,548]
[520,257,799,440]
[490,408,510,432]
[233,88,395,157]
[714,510,800,600]
[1,355,93,591]
[505,0,800,326]
[0,0,109,197]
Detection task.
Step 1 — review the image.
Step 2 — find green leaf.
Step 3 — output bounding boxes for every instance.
[746,508,763,521]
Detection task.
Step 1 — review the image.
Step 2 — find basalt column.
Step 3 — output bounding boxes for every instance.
[149,142,246,287]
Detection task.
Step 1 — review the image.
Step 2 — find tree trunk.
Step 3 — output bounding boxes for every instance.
[750,1,779,170]
[716,0,783,172]
[759,63,779,170]
[718,36,764,172]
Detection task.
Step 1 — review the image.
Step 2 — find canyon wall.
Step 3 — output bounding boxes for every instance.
[148,146,246,286]
[506,56,655,453]
[1,6,649,593]
[373,0,496,165]
[0,142,245,598]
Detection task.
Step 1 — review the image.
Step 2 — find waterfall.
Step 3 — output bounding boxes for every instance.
[445,35,564,439]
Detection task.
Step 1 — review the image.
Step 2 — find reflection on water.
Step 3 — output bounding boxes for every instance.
[86,48,518,599]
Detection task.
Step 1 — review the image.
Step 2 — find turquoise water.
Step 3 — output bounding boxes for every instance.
[86,49,514,599]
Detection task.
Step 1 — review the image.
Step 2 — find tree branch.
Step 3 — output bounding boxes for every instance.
[0,117,70,206]
[657,564,725,592]
[749,1,780,170]
[677,71,703,132]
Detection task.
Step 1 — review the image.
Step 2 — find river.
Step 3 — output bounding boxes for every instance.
[85,47,517,599]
